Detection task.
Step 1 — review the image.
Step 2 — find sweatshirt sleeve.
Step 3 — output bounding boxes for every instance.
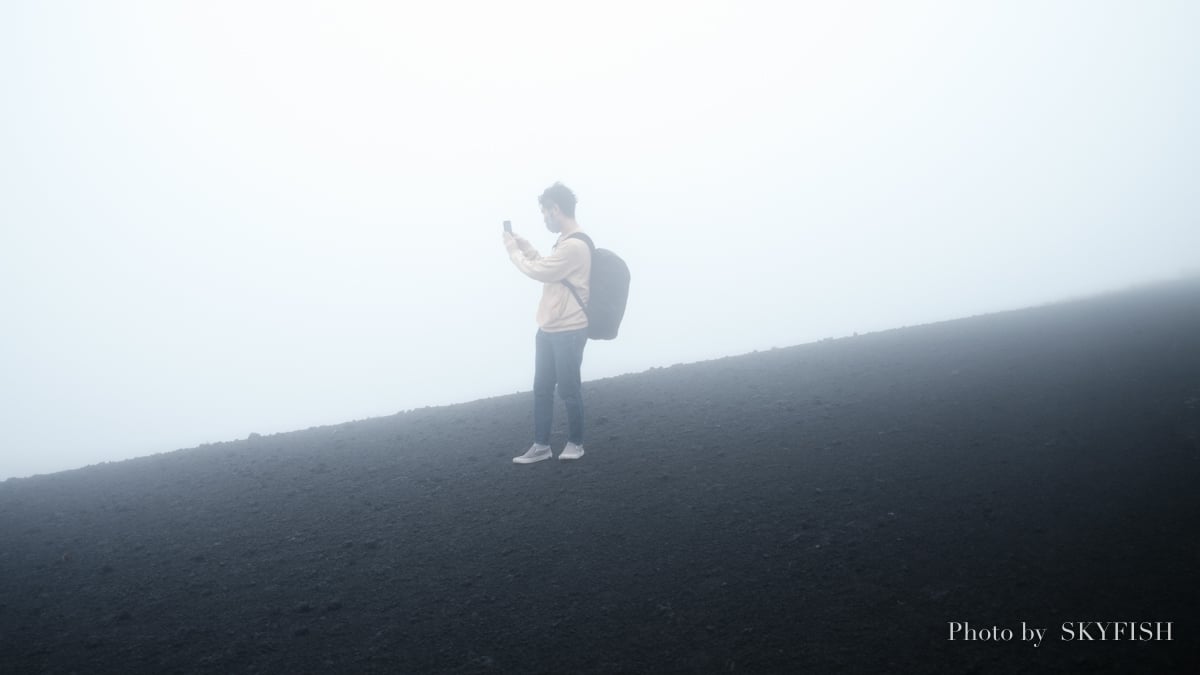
[506,237,586,283]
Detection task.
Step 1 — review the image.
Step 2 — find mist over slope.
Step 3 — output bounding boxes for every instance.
[1,277,1197,673]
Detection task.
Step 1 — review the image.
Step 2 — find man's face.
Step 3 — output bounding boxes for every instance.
[541,204,562,233]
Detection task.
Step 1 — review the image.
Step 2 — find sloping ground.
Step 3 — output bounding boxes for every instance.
[2,279,1198,674]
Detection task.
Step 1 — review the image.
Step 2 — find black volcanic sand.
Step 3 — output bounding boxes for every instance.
[2,280,1198,674]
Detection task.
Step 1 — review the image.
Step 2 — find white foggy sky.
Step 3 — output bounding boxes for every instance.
[2,1,1198,480]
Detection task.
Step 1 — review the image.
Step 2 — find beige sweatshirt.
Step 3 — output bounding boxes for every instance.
[505,231,591,332]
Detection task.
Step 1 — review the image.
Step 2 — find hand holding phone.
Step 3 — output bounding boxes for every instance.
[503,220,512,233]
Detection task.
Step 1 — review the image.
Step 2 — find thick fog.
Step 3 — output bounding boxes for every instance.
[2,1,1197,480]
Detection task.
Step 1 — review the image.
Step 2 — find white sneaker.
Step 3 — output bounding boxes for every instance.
[513,443,552,464]
[558,442,585,460]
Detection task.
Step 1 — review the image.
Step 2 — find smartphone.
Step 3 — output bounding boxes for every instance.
[503,220,512,233]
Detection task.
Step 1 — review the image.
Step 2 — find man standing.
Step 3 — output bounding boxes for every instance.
[504,182,592,464]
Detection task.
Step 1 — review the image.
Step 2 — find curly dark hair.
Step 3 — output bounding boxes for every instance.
[538,182,577,218]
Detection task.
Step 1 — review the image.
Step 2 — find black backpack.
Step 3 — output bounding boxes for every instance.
[561,232,630,340]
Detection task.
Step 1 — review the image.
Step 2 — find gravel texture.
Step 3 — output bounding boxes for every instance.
[2,279,1198,673]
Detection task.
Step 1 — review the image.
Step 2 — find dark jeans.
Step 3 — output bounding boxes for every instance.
[534,327,588,446]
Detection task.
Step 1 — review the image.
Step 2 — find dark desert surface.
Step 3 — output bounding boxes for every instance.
[2,278,1198,674]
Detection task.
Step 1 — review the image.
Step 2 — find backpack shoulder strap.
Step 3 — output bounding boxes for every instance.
[562,278,588,317]
[565,232,595,253]
[561,232,593,317]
